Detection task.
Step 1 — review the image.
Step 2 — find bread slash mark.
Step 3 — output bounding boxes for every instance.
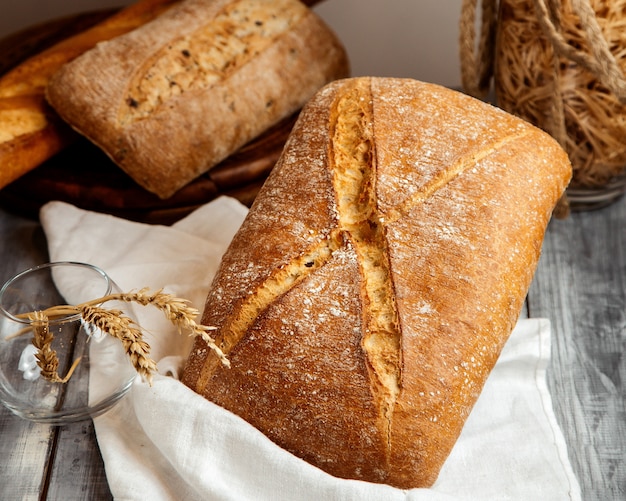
[119,0,307,125]
[330,78,402,458]
[197,79,403,455]
[384,128,533,224]
[195,229,344,392]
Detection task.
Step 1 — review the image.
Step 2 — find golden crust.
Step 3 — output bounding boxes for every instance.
[182,77,572,488]
[0,0,180,190]
[46,0,349,199]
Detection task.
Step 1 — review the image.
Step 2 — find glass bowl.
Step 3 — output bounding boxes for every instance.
[0,262,136,424]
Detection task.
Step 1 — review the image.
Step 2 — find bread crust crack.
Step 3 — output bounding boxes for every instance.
[330,79,402,457]
[385,128,533,224]
[195,228,344,391]
[119,0,306,125]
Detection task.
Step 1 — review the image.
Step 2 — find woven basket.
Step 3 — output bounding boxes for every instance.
[460,0,626,211]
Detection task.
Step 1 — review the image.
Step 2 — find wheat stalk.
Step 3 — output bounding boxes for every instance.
[29,311,82,384]
[119,288,229,367]
[80,304,159,384]
[19,288,228,385]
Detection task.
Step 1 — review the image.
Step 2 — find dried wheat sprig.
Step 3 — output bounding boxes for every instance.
[117,288,229,368]
[18,288,228,385]
[67,287,229,367]
[80,305,159,385]
[29,311,82,383]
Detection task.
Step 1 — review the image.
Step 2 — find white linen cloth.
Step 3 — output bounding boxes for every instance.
[40,198,582,501]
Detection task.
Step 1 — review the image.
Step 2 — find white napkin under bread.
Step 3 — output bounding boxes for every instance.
[39,198,582,501]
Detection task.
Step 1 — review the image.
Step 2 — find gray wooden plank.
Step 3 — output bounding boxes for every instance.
[46,421,113,501]
[0,209,47,283]
[528,200,626,501]
[0,410,53,500]
[0,208,112,499]
[0,209,52,500]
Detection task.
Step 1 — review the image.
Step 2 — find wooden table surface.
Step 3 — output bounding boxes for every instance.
[0,195,625,500]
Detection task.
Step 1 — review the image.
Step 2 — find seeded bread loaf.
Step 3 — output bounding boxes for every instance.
[0,0,180,191]
[181,77,571,488]
[46,0,349,199]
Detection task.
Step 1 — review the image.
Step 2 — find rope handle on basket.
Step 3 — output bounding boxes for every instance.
[460,0,626,104]
[459,0,498,99]
[533,0,626,104]
[459,0,573,217]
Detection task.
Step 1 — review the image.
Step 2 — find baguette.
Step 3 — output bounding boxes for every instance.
[0,0,180,190]
[46,0,349,199]
[181,77,572,488]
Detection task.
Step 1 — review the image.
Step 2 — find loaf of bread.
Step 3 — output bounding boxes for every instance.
[181,77,571,488]
[0,0,180,191]
[46,0,349,199]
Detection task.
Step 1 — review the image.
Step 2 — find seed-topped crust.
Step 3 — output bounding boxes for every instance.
[46,0,349,199]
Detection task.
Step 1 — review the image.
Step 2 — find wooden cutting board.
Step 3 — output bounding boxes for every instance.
[0,9,297,225]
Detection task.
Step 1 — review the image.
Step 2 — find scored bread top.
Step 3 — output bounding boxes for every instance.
[329,80,402,444]
[46,0,349,198]
[0,0,181,190]
[118,0,307,125]
[182,77,572,488]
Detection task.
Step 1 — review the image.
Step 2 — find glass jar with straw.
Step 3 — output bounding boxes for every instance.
[460,0,626,212]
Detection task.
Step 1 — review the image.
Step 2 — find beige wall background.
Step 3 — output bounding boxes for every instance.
[1,0,464,88]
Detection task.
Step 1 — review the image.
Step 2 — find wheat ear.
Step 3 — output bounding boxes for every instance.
[20,288,228,385]
[29,311,82,384]
[80,305,159,385]
[117,288,230,368]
